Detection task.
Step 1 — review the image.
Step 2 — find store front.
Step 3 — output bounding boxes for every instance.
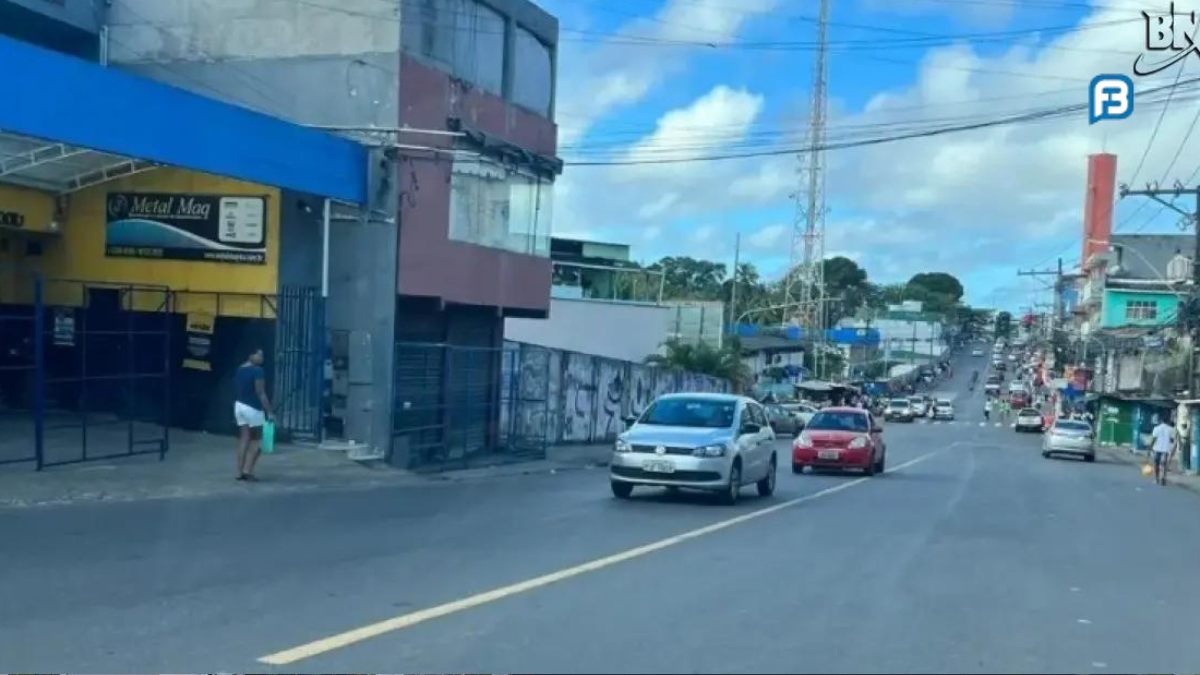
[0,34,369,469]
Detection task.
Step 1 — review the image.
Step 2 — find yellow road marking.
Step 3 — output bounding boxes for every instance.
[258,450,943,665]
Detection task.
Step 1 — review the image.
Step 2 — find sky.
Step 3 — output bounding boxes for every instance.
[534,0,1200,312]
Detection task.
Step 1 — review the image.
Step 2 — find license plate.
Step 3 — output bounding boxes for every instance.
[818,450,840,461]
[642,460,676,474]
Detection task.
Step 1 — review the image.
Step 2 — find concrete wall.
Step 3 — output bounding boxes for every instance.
[1101,289,1181,328]
[504,340,730,446]
[106,0,400,128]
[504,298,672,363]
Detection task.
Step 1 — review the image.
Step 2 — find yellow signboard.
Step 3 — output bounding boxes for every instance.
[183,311,216,371]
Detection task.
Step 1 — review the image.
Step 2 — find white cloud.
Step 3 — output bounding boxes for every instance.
[637,193,680,219]
[692,224,717,243]
[747,223,788,249]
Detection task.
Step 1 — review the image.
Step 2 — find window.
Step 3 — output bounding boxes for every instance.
[1125,300,1158,322]
[807,411,870,432]
[449,158,553,256]
[404,0,504,95]
[638,398,736,428]
[513,26,553,115]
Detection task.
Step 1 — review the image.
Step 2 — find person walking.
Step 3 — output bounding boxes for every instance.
[234,347,275,482]
[1150,415,1176,487]
[984,397,993,422]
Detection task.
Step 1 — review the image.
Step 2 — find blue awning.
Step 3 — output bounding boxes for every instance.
[0,35,368,204]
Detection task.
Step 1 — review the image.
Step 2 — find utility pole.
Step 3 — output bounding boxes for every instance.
[786,0,830,377]
[729,232,741,336]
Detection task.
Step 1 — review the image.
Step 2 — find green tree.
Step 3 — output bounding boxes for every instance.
[908,272,965,302]
[821,256,871,325]
[648,256,728,301]
[645,339,751,390]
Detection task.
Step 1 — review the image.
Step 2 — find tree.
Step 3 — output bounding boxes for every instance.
[907,272,964,302]
[645,339,751,389]
[821,256,871,325]
[648,256,728,301]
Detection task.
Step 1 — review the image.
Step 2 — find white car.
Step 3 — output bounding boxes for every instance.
[780,402,819,429]
[1015,408,1044,433]
[933,400,955,420]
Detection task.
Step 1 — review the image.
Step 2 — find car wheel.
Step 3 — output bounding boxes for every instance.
[721,462,742,506]
[611,481,634,499]
[1041,451,1051,459]
[757,457,777,497]
[1084,454,1096,463]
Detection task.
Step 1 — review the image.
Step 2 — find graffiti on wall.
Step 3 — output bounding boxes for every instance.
[595,359,625,442]
[500,340,731,447]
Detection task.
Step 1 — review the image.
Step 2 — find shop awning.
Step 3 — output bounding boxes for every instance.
[0,34,368,203]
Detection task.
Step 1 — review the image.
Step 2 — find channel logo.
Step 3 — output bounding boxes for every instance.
[1089,74,1134,124]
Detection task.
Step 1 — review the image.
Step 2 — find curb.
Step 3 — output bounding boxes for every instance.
[1097,446,1200,495]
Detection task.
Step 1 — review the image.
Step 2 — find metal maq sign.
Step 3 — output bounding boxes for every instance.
[105,192,267,264]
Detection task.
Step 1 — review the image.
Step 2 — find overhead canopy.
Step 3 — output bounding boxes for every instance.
[0,34,368,203]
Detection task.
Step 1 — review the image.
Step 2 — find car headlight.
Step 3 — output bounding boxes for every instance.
[693,444,726,458]
[615,439,632,453]
[848,436,869,449]
[795,433,814,449]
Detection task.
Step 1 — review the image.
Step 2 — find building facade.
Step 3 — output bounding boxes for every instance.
[8,0,561,469]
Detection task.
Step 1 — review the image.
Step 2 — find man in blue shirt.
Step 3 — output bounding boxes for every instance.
[234,348,274,481]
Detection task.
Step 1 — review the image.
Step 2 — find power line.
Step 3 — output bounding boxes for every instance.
[564,77,1200,165]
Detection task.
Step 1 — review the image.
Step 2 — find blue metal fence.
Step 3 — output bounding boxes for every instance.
[273,286,325,441]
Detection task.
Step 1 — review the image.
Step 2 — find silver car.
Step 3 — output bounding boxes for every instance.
[1042,419,1095,461]
[611,393,777,505]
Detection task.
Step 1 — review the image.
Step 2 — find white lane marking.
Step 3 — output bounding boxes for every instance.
[979,422,986,427]
[994,423,1002,428]
[1077,619,1092,625]
[257,451,946,665]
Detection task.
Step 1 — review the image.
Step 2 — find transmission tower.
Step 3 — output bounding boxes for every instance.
[785,0,830,374]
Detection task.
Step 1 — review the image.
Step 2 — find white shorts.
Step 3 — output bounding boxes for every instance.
[234,401,266,428]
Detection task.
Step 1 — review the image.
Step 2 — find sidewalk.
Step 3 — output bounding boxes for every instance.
[1096,444,1200,495]
[0,430,615,508]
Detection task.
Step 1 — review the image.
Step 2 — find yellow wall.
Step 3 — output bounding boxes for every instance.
[0,183,57,304]
[2,169,281,318]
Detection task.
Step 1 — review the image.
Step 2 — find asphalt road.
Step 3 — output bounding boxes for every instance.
[3,351,1200,673]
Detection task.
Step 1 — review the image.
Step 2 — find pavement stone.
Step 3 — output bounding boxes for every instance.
[0,428,614,508]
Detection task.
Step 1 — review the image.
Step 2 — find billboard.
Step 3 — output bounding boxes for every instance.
[105,192,267,264]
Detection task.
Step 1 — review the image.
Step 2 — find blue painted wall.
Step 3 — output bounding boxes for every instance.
[0,34,367,203]
[1101,289,1181,328]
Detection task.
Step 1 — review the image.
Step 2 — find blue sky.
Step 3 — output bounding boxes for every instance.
[535,0,1199,312]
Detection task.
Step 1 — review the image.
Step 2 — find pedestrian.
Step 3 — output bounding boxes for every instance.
[984,398,992,422]
[1149,415,1176,487]
[234,347,275,482]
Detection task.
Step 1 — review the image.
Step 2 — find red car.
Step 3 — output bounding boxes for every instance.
[792,407,887,476]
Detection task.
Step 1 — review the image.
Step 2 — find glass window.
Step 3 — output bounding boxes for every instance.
[403,0,504,96]
[513,26,553,115]
[638,398,736,429]
[448,158,554,256]
[1125,300,1158,321]
[807,411,870,432]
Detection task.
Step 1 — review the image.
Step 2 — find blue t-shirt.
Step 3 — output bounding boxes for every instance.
[235,364,264,410]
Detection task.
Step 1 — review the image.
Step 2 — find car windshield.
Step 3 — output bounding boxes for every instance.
[807,411,870,432]
[1020,408,1041,416]
[638,398,736,428]
[1056,421,1092,432]
[889,400,908,408]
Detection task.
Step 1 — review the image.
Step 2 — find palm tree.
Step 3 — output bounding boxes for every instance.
[645,340,751,390]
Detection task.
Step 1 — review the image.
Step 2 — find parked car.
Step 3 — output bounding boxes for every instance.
[1015,407,1045,432]
[780,402,819,429]
[933,399,955,420]
[885,398,915,422]
[792,407,887,475]
[611,393,777,504]
[765,404,801,436]
[1042,419,1095,461]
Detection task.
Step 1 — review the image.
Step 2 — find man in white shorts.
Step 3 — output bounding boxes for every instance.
[1150,415,1176,487]
[234,348,274,481]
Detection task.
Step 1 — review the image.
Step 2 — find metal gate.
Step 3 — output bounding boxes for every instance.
[0,269,171,469]
[273,286,324,441]
[392,341,548,471]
